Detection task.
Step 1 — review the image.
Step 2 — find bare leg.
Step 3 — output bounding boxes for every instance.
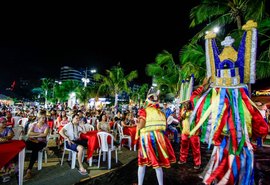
[155,167,163,185]
[138,166,146,185]
[76,145,85,171]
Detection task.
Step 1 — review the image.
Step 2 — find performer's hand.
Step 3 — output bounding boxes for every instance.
[202,77,211,90]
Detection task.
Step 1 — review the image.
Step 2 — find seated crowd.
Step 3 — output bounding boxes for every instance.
[1,101,268,183]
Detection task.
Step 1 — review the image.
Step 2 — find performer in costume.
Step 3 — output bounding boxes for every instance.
[189,20,268,185]
[178,75,201,169]
[136,87,176,185]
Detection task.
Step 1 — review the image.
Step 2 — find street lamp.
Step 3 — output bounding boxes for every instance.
[82,68,96,87]
[82,77,90,87]
[82,67,90,87]
[55,80,62,85]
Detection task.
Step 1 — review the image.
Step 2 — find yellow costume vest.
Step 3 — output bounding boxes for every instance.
[182,112,191,135]
[140,107,166,134]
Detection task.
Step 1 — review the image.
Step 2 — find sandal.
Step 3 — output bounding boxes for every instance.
[177,161,186,165]
[2,175,10,183]
[78,169,88,175]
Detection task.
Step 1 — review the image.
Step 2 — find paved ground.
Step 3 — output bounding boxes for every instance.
[3,139,137,185]
[3,137,270,185]
[81,143,270,185]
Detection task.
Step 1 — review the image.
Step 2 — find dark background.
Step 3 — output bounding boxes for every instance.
[0,1,199,92]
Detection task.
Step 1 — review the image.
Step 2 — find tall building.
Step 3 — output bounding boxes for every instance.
[60,66,83,81]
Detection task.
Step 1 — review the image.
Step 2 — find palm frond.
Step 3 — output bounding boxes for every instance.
[256,60,270,79]
[190,13,233,43]
[146,63,164,76]
[125,70,138,82]
[190,0,229,27]
[245,0,266,22]
[155,50,175,66]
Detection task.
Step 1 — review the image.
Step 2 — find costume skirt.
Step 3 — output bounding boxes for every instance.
[138,130,176,168]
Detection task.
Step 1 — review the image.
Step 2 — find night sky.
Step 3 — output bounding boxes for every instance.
[0,1,199,90]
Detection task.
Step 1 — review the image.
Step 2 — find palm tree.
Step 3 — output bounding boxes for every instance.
[41,78,53,108]
[146,50,181,96]
[76,85,98,107]
[31,87,43,101]
[189,0,267,43]
[53,80,81,103]
[257,17,270,79]
[130,83,149,107]
[94,65,138,112]
[180,43,206,83]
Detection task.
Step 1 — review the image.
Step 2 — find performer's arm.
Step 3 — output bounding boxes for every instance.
[137,117,146,130]
[190,77,211,106]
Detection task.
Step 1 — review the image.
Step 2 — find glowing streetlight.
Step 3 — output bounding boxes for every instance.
[81,68,96,87]
[82,77,90,87]
[55,80,62,85]
[205,27,220,34]
[213,27,219,33]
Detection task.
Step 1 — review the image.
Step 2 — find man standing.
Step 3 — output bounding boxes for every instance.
[136,88,176,185]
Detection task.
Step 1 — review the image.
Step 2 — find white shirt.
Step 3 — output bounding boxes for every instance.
[259,109,266,118]
[167,115,179,125]
[63,122,83,140]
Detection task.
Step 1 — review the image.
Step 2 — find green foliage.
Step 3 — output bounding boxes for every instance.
[130,83,149,106]
[76,85,98,106]
[53,80,81,103]
[180,43,206,82]
[146,50,181,96]
[94,65,138,106]
[189,0,270,81]
[190,0,267,42]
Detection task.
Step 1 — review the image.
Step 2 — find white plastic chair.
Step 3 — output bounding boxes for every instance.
[25,135,49,170]
[13,116,22,127]
[60,140,85,169]
[18,118,29,128]
[84,124,95,132]
[12,125,24,140]
[97,132,118,169]
[12,126,47,170]
[117,124,132,150]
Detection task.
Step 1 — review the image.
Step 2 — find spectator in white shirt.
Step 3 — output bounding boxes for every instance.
[59,114,88,175]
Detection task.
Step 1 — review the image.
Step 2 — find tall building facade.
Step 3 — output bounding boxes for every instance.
[60,66,83,81]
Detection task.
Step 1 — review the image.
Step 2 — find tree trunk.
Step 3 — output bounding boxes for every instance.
[45,90,48,109]
[236,15,242,30]
[114,93,118,114]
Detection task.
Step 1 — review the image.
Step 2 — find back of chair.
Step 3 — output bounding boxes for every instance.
[97,132,114,152]
[13,116,22,127]
[85,124,95,132]
[63,139,69,150]
[18,118,29,128]
[12,125,24,140]
[113,121,120,131]
[117,124,124,137]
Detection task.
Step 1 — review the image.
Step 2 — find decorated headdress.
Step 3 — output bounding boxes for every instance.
[145,87,160,107]
[179,74,194,103]
[146,87,160,101]
[205,20,257,87]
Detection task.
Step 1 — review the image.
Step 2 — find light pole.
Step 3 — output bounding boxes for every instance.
[82,68,96,87]
[53,80,62,104]
[82,67,90,87]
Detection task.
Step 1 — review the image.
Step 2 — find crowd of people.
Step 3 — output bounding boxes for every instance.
[0,82,269,184]
[0,102,143,183]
